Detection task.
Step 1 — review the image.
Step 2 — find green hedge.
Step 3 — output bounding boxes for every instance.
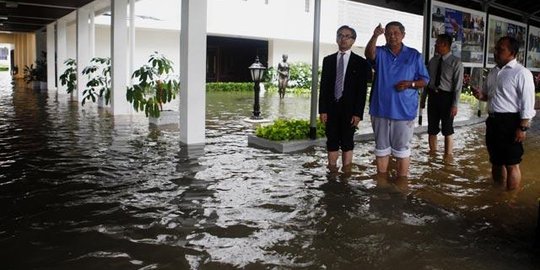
[255,118,326,141]
[206,82,254,91]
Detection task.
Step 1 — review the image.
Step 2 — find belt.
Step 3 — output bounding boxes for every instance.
[431,88,450,94]
[488,112,519,118]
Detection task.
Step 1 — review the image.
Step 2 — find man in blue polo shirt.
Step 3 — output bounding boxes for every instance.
[365,21,430,179]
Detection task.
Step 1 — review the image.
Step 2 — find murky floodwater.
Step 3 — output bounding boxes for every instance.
[1,73,539,269]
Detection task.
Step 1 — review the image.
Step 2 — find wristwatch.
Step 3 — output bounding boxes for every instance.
[519,126,529,131]
[411,81,416,88]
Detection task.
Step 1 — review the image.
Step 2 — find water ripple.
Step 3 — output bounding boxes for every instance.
[1,74,539,269]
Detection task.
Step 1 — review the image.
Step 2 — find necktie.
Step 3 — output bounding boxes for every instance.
[435,56,443,88]
[334,52,345,100]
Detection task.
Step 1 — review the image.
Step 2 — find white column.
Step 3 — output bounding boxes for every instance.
[129,0,135,80]
[89,10,96,57]
[309,0,321,138]
[180,0,207,145]
[111,0,131,115]
[46,23,56,90]
[57,19,67,93]
[77,7,91,102]
[13,34,21,79]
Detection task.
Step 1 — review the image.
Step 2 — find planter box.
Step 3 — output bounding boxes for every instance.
[97,96,108,108]
[248,133,371,153]
[149,110,179,127]
[247,117,486,153]
[29,81,39,90]
[247,135,326,153]
[39,81,47,91]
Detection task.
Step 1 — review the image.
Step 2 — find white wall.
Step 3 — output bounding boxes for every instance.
[207,0,337,43]
[94,26,180,75]
[269,38,364,67]
[133,28,180,70]
[339,1,424,51]
[67,23,76,60]
[85,0,424,78]
[94,25,110,58]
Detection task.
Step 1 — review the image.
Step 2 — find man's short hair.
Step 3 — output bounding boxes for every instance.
[385,21,405,34]
[437,33,453,47]
[336,25,357,40]
[498,36,520,56]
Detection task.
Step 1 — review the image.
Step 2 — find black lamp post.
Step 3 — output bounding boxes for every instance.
[248,56,266,120]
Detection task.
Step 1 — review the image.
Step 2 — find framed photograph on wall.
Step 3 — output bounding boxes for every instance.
[486,15,527,67]
[526,25,540,72]
[430,0,486,67]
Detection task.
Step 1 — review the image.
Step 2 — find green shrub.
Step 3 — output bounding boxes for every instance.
[265,84,312,95]
[263,66,275,83]
[289,62,318,89]
[460,91,478,106]
[206,82,253,91]
[255,118,326,141]
[265,62,321,90]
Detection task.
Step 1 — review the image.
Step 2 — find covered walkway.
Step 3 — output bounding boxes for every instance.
[1,73,540,268]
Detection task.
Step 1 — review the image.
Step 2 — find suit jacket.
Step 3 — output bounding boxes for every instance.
[319,51,371,119]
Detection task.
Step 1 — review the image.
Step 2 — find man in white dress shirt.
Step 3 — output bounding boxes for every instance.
[473,36,536,190]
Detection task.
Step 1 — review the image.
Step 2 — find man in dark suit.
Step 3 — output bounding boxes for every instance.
[319,25,371,174]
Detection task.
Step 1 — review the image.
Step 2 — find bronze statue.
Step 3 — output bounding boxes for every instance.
[277,54,289,99]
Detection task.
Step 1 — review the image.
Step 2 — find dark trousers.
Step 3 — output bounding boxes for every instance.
[486,113,523,165]
[427,90,454,136]
[325,100,355,152]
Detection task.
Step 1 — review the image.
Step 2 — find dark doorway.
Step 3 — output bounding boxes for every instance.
[206,36,268,82]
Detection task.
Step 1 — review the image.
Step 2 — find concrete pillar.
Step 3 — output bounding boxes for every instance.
[23,34,36,68]
[46,23,56,90]
[111,0,131,115]
[180,0,207,145]
[14,33,36,80]
[129,0,135,80]
[309,0,321,139]
[13,34,21,79]
[57,19,67,93]
[90,10,95,57]
[77,7,91,102]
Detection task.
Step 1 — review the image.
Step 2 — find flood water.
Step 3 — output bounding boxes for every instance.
[1,72,539,269]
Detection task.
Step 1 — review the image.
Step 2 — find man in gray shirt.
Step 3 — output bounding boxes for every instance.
[421,33,463,159]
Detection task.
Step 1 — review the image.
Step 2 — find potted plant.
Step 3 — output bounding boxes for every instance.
[59,58,77,95]
[126,52,180,125]
[35,54,47,90]
[81,57,111,107]
[23,64,38,89]
[23,52,47,91]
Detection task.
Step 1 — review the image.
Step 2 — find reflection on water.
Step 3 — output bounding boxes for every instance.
[1,73,539,269]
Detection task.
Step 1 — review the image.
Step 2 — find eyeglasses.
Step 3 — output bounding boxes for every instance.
[337,34,354,40]
[385,31,403,37]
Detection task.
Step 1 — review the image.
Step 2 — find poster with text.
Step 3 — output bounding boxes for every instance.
[526,25,540,71]
[430,1,486,67]
[486,15,527,67]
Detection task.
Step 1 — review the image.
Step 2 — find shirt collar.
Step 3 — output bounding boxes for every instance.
[384,43,407,55]
[503,59,518,69]
[441,52,451,60]
[338,49,352,56]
